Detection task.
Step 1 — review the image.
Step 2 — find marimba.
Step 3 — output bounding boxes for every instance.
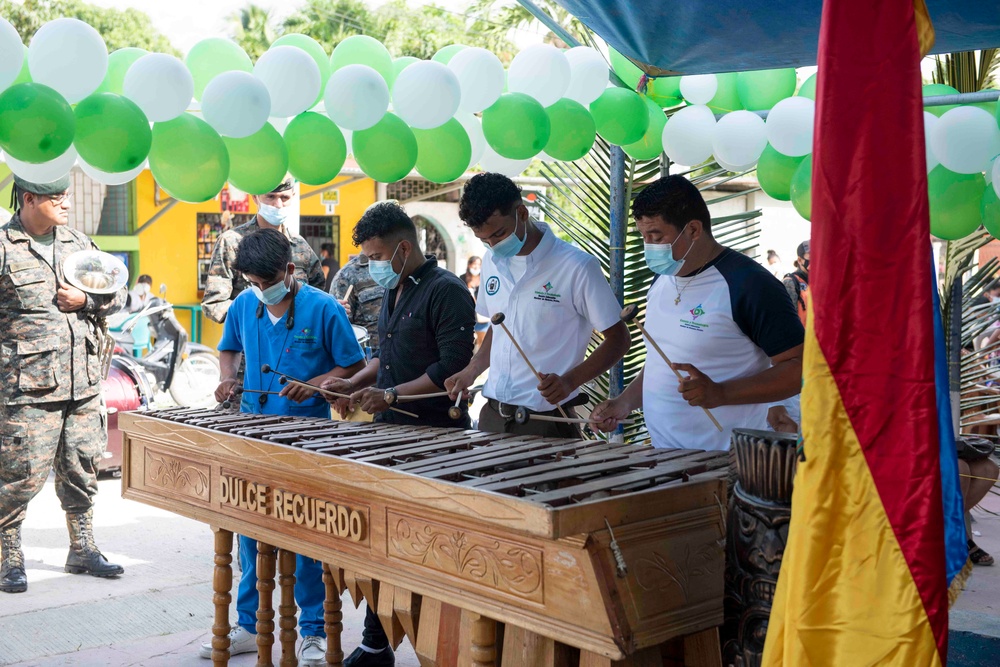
[119,408,729,667]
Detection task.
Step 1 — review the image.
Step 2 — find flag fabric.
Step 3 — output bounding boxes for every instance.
[762,0,950,665]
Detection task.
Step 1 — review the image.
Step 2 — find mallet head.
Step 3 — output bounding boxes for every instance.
[278,376,289,386]
[448,405,462,420]
[514,406,530,425]
[491,312,506,326]
[383,389,397,405]
[261,364,272,374]
[620,304,639,324]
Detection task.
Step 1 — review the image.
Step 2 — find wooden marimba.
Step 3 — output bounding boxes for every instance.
[119,408,729,667]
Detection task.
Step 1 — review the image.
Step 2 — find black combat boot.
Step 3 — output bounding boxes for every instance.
[1,524,28,593]
[65,510,124,577]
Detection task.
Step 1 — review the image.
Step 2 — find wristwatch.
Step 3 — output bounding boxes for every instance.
[383,387,399,405]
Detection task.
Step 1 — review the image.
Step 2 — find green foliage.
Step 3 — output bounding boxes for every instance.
[0,0,177,55]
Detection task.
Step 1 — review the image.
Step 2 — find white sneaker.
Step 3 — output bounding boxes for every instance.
[199,625,257,659]
[299,635,327,666]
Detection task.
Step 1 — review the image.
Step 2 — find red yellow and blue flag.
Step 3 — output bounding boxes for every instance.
[763,0,967,664]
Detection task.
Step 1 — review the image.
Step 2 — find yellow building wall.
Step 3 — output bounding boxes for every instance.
[135,174,377,350]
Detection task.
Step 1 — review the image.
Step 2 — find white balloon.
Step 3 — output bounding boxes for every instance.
[325,64,389,131]
[563,47,608,106]
[80,158,148,186]
[507,44,570,107]
[449,47,504,113]
[28,18,107,104]
[924,111,940,174]
[5,146,77,183]
[930,106,1000,175]
[254,46,320,118]
[393,61,461,130]
[456,113,486,170]
[537,151,559,163]
[0,18,24,91]
[712,111,767,168]
[202,71,271,138]
[662,105,716,166]
[479,145,532,177]
[679,74,717,105]
[124,54,194,122]
[765,96,815,157]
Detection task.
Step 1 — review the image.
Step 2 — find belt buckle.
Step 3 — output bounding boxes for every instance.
[497,401,516,420]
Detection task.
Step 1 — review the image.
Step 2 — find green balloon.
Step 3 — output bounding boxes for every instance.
[544,98,596,162]
[928,166,984,240]
[736,68,796,111]
[789,154,813,220]
[983,184,1000,240]
[96,48,147,95]
[432,44,467,65]
[12,46,30,85]
[331,35,393,85]
[0,83,75,163]
[483,93,551,159]
[74,93,151,173]
[590,88,648,146]
[224,125,289,195]
[149,114,230,203]
[923,83,959,118]
[708,72,743,113]
[609,47,643,89]
[622,96,666,161]
[413,118,471,184]
[757,145,806,201]
[391,56,419,90]
[185,38,253,101]
[272,34,330,104]
[797,72,817,100]
[284,112,346,186]
[647,76,682,108]
[353,113,417,183]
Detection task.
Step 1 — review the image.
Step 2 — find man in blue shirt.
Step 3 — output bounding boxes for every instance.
[200,228,365,665]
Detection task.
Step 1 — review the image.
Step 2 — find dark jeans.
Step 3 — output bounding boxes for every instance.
[362,604,389,649]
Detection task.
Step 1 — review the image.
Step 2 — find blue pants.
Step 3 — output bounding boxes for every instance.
[236,534,326,638]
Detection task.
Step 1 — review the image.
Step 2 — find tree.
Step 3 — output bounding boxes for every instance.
[0,0,177,55]
[231,3,278,60]
[467,0,589,50]
[281,0,374,52]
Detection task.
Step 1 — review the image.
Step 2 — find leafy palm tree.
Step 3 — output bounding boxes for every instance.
[467,0,590,50]
[231,3,278,59]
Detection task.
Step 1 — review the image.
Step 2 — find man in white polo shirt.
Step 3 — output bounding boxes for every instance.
[591,176,803,450]
[446,173,630,438]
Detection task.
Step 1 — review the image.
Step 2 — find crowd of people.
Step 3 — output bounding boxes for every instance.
[0,169,995,666]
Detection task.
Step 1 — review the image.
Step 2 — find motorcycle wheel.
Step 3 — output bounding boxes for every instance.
[169,352,221,408]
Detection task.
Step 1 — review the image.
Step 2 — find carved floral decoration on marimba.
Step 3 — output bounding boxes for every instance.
[145,450,211,500]
[634,543,722,604]
[388,512,543,602]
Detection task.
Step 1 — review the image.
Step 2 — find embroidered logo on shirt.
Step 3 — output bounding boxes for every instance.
[293,327,318,345]
[485,276,500,295]
[533,282,562,303]
[689,304,705,320]
[679,303,709,332]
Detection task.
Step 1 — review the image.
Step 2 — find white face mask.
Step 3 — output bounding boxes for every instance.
[136,283,150,296]
[257,202,293,227]
[469,267,481,276]
[991,296,1000,304]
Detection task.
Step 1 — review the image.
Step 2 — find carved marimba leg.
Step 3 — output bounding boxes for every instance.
[682,628,722,667]
[211,527,234,667]
[256,541,277,667]
[323,563,345,667]
[277,549,297,667]
[469,611,497,667]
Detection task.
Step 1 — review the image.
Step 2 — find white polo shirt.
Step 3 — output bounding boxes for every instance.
[643,248,804,450]
[478,223,622,411]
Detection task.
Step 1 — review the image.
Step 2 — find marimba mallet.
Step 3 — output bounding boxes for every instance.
[384,386,484,404]
[491,312,570,420]
[221,388,283,410]
[619,304,723,432]
[262,365,419,419]
[513,406,635,426]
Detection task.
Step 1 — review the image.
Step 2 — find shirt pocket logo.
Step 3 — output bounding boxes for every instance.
[485,276,500,295]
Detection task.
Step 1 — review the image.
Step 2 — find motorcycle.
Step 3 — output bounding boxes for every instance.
[99,285,220,474]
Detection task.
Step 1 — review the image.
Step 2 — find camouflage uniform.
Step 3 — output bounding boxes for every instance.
[330,254,384,352]
[201,217,325,324]
[0,214,127,531]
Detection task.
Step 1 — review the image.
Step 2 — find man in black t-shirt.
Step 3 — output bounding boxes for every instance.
[320,242,339,293]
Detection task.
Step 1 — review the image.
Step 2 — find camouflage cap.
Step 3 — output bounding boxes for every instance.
[13,174,71,196]
[269,175,296,194]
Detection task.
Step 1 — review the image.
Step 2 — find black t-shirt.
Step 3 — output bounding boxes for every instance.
[322,258,339,292]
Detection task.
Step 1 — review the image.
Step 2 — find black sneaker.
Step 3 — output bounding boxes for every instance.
[344,646,395,667]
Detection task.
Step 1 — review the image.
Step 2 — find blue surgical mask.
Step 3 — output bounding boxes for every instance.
[257,202,292,227]
[368,242,403,290]
[250,274,291,306]
[644,225,694,276]
[489,214,527,259]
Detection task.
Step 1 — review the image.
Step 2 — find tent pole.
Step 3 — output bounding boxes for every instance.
[514,0,581,48]
[609,146,628,412]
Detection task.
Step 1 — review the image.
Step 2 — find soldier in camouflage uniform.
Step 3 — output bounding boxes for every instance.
[1,176,128,594]
[330,254,384,354]
[202,177,325,324]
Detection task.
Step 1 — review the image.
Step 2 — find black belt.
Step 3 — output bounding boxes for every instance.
[488,394,589,420]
